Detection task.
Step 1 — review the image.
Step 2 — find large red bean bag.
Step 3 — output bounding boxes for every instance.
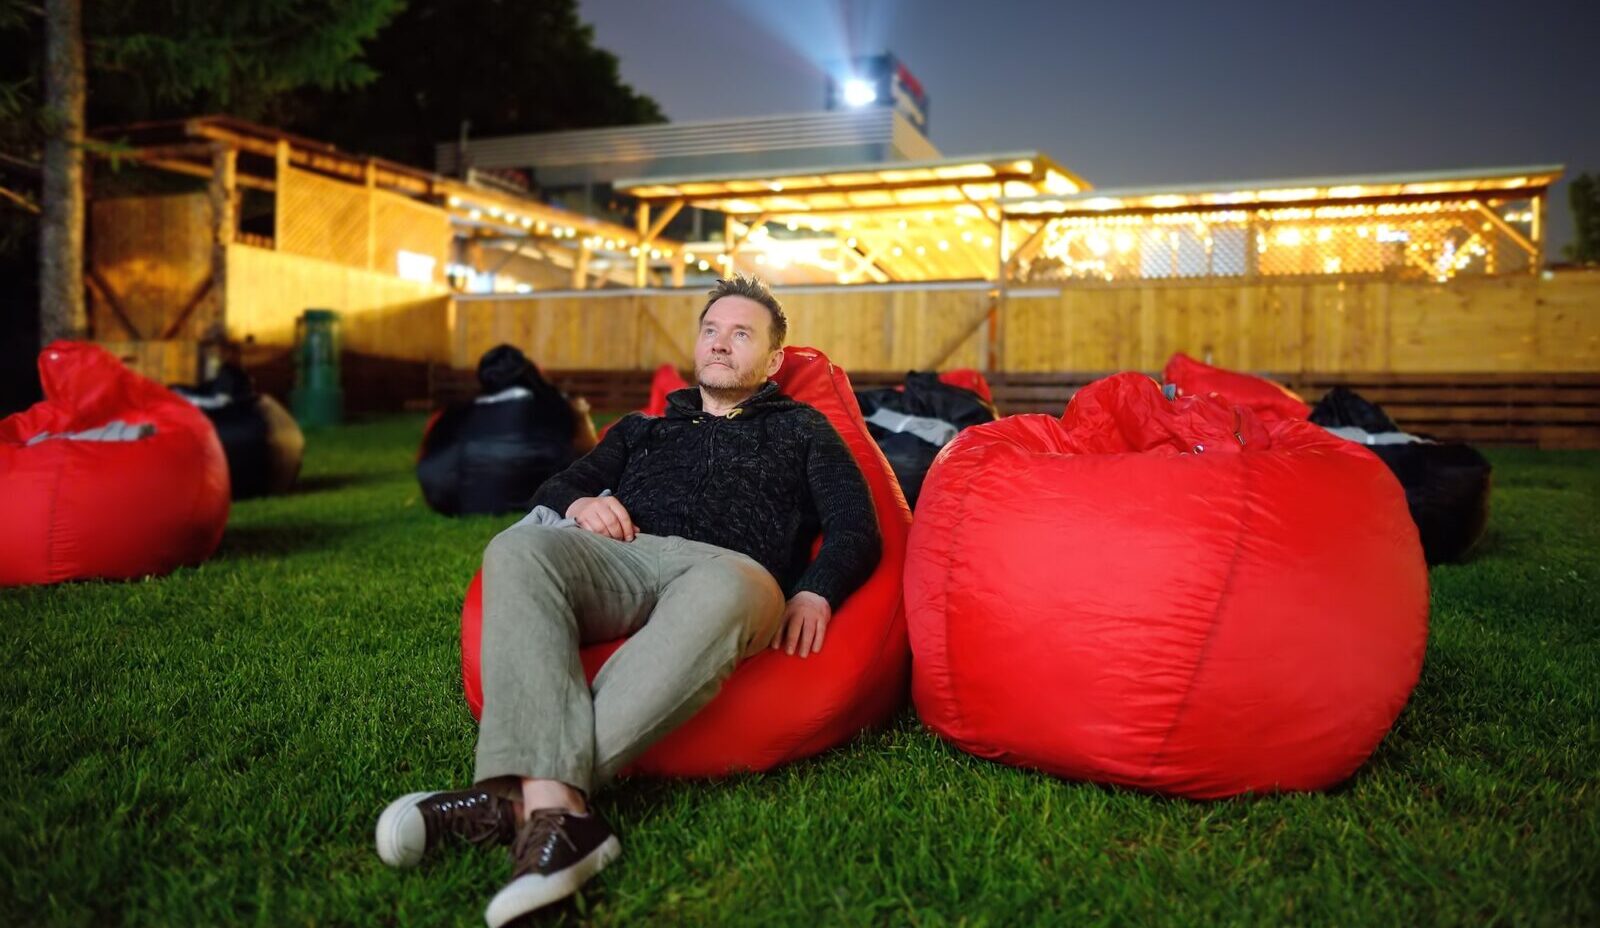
[1,342,230,586]
[461,346,912,776]
[1163,352,1310,422]
[906,372,1428,799]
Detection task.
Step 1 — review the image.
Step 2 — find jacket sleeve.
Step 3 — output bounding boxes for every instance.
[791,411,883,611]
[531,414,639,516]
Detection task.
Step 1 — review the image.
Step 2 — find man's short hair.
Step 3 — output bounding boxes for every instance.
[700,274,787,350]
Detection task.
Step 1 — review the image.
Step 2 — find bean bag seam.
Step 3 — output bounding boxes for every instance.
[1144,455,1256,783]
[45,442,65,584]
[929,446,978,745]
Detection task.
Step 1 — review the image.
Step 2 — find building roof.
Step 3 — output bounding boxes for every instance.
[617,151,1087,215]
[436,108,939,175]
[1001,164,1564,216]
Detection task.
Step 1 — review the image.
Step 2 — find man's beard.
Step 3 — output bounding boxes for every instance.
[696,360,764,402]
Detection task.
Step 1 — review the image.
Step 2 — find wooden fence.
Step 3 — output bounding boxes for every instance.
[439,271,1600,447]
[451,271,1600,375]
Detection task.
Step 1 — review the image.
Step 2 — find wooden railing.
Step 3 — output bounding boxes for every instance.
[427,365,1600,449]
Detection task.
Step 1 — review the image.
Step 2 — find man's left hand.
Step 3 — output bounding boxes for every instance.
[774,591,831,657]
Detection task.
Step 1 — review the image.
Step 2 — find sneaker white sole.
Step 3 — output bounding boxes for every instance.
[484,834,623,927]
[374,791,437,868]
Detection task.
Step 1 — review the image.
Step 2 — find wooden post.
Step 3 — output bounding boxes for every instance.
[273,140,290,249]
[671,255,686,288]
[207,145,236,355]
[365,159,377,270]
[989,214,1007,372]
[573,241,592,290]
[1531,194,1544,272]
[634,202,650,288]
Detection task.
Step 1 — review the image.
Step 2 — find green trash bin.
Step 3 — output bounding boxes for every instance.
[291,308,343,428]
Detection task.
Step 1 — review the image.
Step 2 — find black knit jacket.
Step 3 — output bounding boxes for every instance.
[532,382,883,610]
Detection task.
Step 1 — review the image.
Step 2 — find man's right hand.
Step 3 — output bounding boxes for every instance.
[566,496,638,541]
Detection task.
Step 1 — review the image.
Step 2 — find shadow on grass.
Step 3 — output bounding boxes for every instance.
[215,522,355,559]
[289,473,372,495]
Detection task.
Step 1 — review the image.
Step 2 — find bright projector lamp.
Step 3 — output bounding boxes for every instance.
[842,79,877,107]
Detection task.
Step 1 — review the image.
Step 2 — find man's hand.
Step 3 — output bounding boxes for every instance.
[566,496,637,541]
[773,591,831,657]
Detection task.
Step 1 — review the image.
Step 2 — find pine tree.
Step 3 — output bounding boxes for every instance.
[1566,173,1600,266]
[2,0,403,346]
[282,0,666,169]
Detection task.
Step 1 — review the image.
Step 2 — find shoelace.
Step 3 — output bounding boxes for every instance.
[419,792,512,849]
[511,811,580,878]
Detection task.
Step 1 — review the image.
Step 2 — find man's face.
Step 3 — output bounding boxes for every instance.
[694,296,781,395]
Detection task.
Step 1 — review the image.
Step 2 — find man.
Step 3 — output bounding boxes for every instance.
[375,274,883,926]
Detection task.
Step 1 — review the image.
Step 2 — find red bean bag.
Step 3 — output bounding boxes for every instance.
[906,372,1428,799]
[935,369,994,405]
[0,341,230,586]
[461,346,912,776]
[1163,352,1309,422]
[641,363,689,416]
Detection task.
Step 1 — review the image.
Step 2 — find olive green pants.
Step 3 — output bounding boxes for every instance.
[473,522,786,795]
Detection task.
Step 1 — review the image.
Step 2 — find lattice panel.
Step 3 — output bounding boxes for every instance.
[373,190,451,280]
[1019,196,1540,283]
[277,166,370,269]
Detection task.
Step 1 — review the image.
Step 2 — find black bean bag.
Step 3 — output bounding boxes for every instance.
[173,364,304,499]
[855,371,998,508]
[1310,386,1491,565]
[417,345,586,516]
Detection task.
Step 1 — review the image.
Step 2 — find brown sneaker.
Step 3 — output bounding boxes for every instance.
[374,788,517,868]
[483,809,622,927]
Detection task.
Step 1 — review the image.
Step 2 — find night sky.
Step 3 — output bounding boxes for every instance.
[577,0,1599,258]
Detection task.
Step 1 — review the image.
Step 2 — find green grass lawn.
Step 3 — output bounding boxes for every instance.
[3,415,1597,927]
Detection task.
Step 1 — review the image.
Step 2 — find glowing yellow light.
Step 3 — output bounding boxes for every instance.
[520,216,533,229]
[915,246,926,256]
[684,252,696,263]
[1357,226,1369,237]
[649,248,661,259]
[786,220,798,231]
[698,260,710,271]
[1275,228,1303,246]
[841,219,853,230]
[898,218,908,230]
[892,246,904,256]
[448,195,462,207]
[629,246,640,256]
[754,254,767,265]
[938,240,950,250]
[981,236,994,248]
[961,231,974,243]
[488,207,502,217]
[1324,257,1342,273]
[845,237,858,248]
[468,209,482,220]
